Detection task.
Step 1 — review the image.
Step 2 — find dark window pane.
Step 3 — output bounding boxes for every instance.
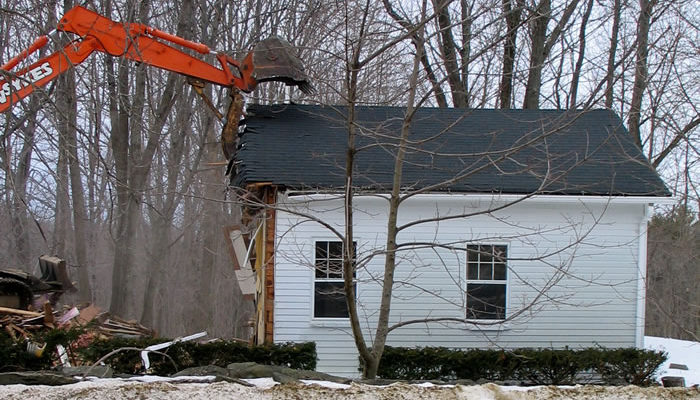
[328,260,343,278]
[315,261,327,278]
[467,245,479,262]
[315,282,348,318]
[328,242,343,258]
[479,245,493,263]
[494,246,507,262]
[466,283,506,320]
[479,263,492,280]
[494,263,507,280]
[315,242,328,259]
[467,263,478,280]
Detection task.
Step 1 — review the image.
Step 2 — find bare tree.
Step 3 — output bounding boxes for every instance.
[627,0,655,148]
[499,0,524,109]
[106,0,183,318]
[604,0,621,109]
[522,0,580,109]
[646,206,699,341]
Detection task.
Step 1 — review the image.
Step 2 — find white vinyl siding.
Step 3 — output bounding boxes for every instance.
[274,193,649,377]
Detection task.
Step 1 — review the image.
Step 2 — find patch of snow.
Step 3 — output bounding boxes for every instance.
[300,379,351,389]
[242,377,279,389]
[126,375,217,383]
[645,335,700,386]
[413,382,455,388]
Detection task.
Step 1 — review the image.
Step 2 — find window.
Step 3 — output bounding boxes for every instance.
[314,241,356,318]
[466,244,507,320]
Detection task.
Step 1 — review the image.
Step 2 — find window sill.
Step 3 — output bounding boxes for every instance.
[310,318,351,328]
[462,322,510,332]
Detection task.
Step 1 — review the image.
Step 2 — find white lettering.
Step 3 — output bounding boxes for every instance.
[29,66,43,82]
[0,83,8,104]
[0,62,55,105]
[41,62,53,79]
[11,78,24,91]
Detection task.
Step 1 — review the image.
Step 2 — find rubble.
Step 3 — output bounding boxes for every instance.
[0,302,156,373]
[0,303,154,341]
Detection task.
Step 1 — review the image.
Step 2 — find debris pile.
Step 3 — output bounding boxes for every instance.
[1,303,154,341]
[1,302,155,369]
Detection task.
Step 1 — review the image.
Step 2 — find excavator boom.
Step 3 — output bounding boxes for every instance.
[0,5,311,113]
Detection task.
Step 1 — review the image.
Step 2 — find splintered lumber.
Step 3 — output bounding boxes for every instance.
[43,302,55,328]
[75,305,102,325]
[5,324,17,339]
[0,306,42,317]
[100,317,153,338]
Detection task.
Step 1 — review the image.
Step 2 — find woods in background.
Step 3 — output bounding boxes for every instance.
[0,0,697,339]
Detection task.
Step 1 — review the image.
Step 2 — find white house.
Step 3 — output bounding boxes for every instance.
[230,105,671,377]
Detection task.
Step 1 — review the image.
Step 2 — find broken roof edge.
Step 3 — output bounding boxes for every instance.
[279,190,676,205]
[237,181,672,198]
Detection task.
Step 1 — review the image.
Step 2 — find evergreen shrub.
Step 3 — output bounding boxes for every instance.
[375,346,666,386]
[0,329,316,375]
[76,338,316,375]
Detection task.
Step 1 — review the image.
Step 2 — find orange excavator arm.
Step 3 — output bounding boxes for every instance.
[0,5,310,113]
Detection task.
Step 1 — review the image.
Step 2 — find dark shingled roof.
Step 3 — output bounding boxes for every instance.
[232,104,670,197]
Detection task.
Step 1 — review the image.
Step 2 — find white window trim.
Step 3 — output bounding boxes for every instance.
[464,242,510,324]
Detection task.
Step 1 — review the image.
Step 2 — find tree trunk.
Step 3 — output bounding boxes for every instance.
[195,118,224,332]
[604,0,621,109]
[459,0,472,107]
[522,0,550,109]
[8,102,38,267]
[382,0,448,107]
[56,0,91,301]
[523,0,580,109]
[568,0,593,109]
[53,115,71,259]
[433,0,468,107]
[499,0,523,109]
[628,0,654,148]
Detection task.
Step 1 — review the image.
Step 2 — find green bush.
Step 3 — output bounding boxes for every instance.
[376,346,667,386]
[590,348,667,386]
[76,338,316,375]
[451,349,521,381]
[0,327,85,372]
[513,348,582,385]
[0,329,316,375]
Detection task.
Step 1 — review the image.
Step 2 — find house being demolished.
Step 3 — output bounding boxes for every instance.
[226,104,671,377]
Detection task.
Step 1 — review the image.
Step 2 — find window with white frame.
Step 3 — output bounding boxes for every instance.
[466,244,507,320]
[314,241,356,318]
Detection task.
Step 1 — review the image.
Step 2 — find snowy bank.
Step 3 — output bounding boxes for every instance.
[645,335,699,387]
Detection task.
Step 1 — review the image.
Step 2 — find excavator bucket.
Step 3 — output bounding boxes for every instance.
[248,37,313,94]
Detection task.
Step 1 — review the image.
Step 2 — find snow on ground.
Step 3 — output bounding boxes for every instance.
[646,335,700,387]
[0,381,697,400]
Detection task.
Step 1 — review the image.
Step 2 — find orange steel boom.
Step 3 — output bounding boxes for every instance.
[0,6,310,113]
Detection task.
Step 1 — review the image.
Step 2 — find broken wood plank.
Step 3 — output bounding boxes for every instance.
[43,302,55,328]
[0,306,42,317]
[76,305,102,325]
[5,324,17,340]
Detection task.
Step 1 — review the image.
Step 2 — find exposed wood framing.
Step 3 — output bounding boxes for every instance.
[263,186,276,343]
[222,225,255,301]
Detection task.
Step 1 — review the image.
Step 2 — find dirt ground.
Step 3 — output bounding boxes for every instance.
[1,380,698,400]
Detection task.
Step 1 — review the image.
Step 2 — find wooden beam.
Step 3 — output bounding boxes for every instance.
[264,186,276,344]
[0,307,42,317]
